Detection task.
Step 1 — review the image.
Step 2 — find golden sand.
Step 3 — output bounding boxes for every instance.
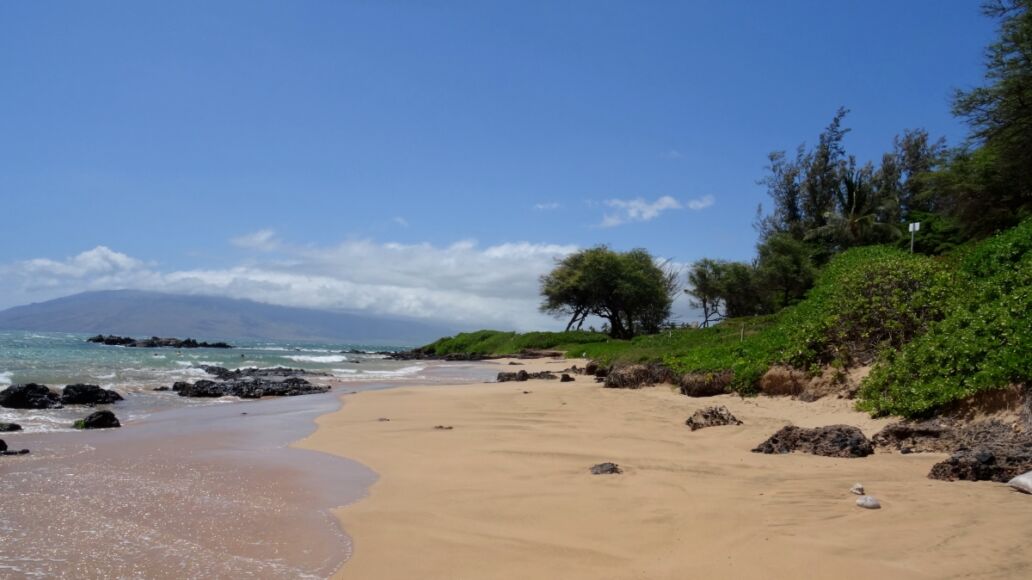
[300,358,1032,579]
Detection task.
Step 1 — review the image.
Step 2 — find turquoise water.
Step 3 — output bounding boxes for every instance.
[0,330,414,387]
[0,330,473,432]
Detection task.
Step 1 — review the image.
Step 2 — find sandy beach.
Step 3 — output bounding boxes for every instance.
[302,357,1032,580]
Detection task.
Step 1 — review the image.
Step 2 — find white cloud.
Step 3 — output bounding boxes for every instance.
[230,229,280,251]
[392,217,409,228]
[600,195,682,227]
[20,246,144,278]
[533,202,560,211]
[663,149,684,159]
[686,195,715,210]
[1,239,582,331]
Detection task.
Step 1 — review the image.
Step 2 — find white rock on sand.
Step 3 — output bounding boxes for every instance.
[1009,471,1032,494]
[856,495,882,509]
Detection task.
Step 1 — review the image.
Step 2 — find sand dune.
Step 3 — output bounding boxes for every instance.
[300,358,1032,579]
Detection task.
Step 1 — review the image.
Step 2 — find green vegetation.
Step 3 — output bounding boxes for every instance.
[859,220,1032,417]
[426,3,1032,420]
[539,246,679,338]
[418,330,610,357]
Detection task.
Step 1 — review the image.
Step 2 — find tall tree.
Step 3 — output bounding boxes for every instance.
[801,107,851,233]
[540,246,677,339]
[950,0,1032,234]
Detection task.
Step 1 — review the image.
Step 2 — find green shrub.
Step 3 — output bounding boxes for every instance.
[777,246,954,368]
[858,220,1032,417]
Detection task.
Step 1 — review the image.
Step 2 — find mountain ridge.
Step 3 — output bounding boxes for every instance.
[0,290,457,345]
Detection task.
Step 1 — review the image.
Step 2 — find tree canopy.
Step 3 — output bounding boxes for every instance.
[540,246,678,339]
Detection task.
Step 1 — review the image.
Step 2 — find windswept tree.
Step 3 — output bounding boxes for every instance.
[540,246,678,339]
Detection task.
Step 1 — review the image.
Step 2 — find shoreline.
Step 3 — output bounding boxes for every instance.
[302,357,1032,579]
[0,389,375,578]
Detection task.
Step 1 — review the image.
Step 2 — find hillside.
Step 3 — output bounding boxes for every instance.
[418,219,1032,419]
[0,290,456,345]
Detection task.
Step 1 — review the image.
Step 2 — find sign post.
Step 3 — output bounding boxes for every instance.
[909,222,921,253]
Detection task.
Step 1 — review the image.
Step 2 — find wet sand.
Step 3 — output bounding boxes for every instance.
[0,392,376,578]
[304,357,1032,580]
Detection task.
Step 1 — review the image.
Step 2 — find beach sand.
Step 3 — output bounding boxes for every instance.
[301,358,1032,579]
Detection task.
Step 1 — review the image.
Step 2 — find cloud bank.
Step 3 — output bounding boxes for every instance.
[1,240,586,331]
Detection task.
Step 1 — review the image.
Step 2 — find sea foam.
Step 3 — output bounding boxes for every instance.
[286,355,349,364]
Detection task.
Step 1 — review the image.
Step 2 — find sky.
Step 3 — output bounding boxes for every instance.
[0,1,998,330]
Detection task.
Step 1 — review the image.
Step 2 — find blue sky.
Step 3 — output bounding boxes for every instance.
[0,1,996,328]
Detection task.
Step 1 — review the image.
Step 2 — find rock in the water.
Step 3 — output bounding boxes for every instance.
[850,483,865,495]
[0,423,22,432]
[678,371,732,397]
[0,384,62,409]
[171,376,329,399]
[200,365,321,381]
[1008,471,1032,494]
[61,384,123,405]
[74,410,121,429]
[88,335,233,348]
[928,445,1032,483]
[856,495,881,509]
[752,425,874,458]
[685,406,743,431]
[604,364,674,389]
[560,374,575,382]
[590,462,622,475]
[0,439,30,456]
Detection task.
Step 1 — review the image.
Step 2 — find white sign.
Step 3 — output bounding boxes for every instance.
[909,222,921,233]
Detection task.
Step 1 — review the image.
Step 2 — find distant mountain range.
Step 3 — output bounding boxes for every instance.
[0,290,457,345]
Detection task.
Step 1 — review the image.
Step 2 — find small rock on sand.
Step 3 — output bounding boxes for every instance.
[1008,471,1032,494]
[856,495,881,509]
[433,425,453,430]
[685,406,742,431]
[590,462,622,475]
[850,483,865,495]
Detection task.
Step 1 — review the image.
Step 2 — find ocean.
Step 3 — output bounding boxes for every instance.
[0,330,479,432]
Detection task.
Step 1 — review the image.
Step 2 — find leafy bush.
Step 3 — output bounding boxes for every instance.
[777,246,954,368]
[859,220,1032,417]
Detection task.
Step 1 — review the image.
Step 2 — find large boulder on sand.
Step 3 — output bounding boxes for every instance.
[678,371,732,397]
[61,384,123,405]
[928,444,1032,483]
[0,384,62,409]
[686,406,743,431]
[752,425,874,458]
[74,410,121,429]
[496,371,557,383]
[874,419,1027,454]
[604,364,674,389]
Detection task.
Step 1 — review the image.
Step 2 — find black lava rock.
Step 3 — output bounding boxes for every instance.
[0,384,62,409]
[61,384,123,405]
[752,425,874,458]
